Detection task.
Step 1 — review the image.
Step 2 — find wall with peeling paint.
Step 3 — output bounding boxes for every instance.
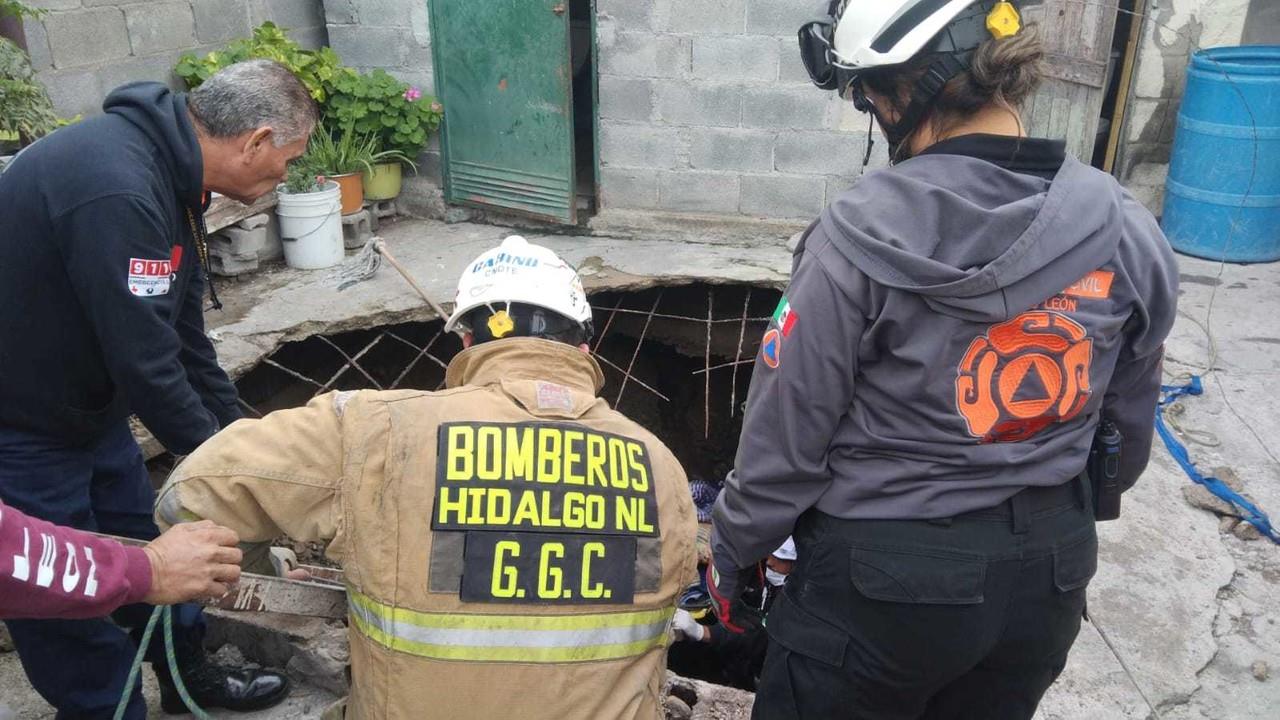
[1116,0,1276,216]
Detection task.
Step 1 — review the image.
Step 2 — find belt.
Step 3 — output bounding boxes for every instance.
[957,475,1090,533]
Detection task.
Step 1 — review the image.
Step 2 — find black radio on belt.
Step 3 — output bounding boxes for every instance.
[1089,420,1124,521]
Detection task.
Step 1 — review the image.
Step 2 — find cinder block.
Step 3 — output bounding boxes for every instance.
[774,131,867,176]
[599,76,653,122]
[658,170,740,214]
[599,32,687,78]
[253,0,326,30]
[211,224,272,259]
[745,0,814,37]
[598,0,655,30]
[322,0,358,25]
[600,123,681,169]
[44,8,131,70]
[599,167,659,210]
[23,20,52,73]
[367,199,397,220]
[126,2,196,56]
[28,0,79,10]
[209,252,260,277]
[777,38,811,84]
[326,25,408,68]
[341,209,374,249]
[409,0,430,45]
[741,86,832,130]
[687,128,773,173]
[660,0,747,34]
[97,52,184,95]
[692,36,778,82]
[289,26,330,51]
[41,69,103,118]
[740,174,825,219]
[194,0,253,45]
[655,81,741,127]
[355,0,412,27]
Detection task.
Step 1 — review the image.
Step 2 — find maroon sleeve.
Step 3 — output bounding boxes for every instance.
[0,501,153,620]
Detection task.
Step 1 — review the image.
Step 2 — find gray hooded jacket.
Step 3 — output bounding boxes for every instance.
[712,146,1178,571]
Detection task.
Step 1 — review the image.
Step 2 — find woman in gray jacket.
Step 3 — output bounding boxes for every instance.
[706,2,1179,718]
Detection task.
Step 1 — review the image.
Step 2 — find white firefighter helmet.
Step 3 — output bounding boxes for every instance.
[445,235,592,338]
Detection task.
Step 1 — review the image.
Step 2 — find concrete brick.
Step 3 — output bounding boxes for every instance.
[355,0,411,27]
[404,40,432,71]
[409,0,429,45]
[125,2,196,56]
[600,167,659,209]
[326,25,409,67]
[44,8,131,70]
[777,37,811,84]
[660,0,746,35]
[40,69,103,118]
[23,20,53,73]
[194,0,253,44]
[825,175,857,207]
[253,0,326,30]
[97,51,184,94]
[692,36,777,82]
[598,0,654,30]
[740,174,824,218]
[745,0,814,37]
[742,86,831,130]
[211,223,273,258]
[323,0,358,24]
[655,81,741,127]
[600,123,680,169]
[687,128,772,173]
[27,0,80,10]
[599,76,653,122]
[599,32,686,78]
[774,131,867,176]
[658,170,740,214]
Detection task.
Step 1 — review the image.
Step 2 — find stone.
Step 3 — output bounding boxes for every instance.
[43,8,131,70]
[238,213,272,231]
[1233,520,1263,542]
[1187,484,1238,517]
[212,224,271,259]
[664,672,753,719]
[204,610,350,696]
[368,199,397,221]
[1253,660,1269,682]
[0,623,12,652]
[443,207,474,224]
[342,210,374,249]
[1220,515,1241,534]
[209,252,260,277]
[664,694,693,720]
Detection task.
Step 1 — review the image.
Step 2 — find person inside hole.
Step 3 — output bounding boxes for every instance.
[669,538,796,691]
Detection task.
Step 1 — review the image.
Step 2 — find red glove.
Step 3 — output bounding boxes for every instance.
[705,561,761,634]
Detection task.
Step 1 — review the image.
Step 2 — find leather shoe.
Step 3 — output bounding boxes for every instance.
[157,661,290,714]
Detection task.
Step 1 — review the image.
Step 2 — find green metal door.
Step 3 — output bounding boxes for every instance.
[430,0,577,223]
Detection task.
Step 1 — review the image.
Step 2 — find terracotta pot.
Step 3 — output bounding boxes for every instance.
[331,172,365,215]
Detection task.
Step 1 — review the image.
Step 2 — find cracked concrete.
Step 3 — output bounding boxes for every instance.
[2,221,1276,718]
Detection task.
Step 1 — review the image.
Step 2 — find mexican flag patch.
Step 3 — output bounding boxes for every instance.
[773,296,797,337]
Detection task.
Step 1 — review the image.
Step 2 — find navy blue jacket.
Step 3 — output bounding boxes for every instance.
[0,83,241,454]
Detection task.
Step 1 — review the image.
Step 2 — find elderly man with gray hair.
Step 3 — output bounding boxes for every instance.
[0,60,315,718]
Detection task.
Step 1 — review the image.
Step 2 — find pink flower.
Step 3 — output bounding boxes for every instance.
[404,87,422,102]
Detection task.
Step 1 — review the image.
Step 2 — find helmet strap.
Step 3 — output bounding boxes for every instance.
[880,53,969,163]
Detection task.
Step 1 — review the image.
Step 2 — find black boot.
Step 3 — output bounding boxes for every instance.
[155,658,290,715]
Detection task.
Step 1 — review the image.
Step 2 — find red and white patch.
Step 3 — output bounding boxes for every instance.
[127,257,173,297]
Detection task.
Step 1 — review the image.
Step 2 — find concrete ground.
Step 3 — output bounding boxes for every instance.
[2,218,1277,718]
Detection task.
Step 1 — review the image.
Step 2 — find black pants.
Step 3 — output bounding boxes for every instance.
[753,479,1097,720]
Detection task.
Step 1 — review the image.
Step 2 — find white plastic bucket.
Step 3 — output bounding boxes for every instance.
[276,181,343,270]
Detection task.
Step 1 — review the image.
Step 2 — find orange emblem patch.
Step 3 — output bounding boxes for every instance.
[955,311,1093,443]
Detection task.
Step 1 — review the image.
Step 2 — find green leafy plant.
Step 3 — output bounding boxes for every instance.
[0,37,58,146]
[282,156,327,194]
[0,1,44,20]
[325,69,441,161]
[174,22,352,103]
[306,123,414,177]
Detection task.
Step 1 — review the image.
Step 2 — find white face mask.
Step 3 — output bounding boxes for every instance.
[765,568,789,587]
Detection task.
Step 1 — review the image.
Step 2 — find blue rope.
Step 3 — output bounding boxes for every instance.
[111,605,213,720]
[1156,376,1280,544]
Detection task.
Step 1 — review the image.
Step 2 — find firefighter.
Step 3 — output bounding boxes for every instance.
[155,235,698,720]
[706,2,1178,718]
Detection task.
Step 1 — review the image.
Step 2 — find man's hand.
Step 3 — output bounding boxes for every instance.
[672,609,707,642]
[142,520,242,605]
[705,561,762,634]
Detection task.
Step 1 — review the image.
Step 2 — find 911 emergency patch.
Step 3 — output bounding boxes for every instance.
[127,247,181,297]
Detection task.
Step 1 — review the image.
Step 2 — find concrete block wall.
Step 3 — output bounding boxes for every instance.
[1116,0,1274,216]
[22,0,328,120]
[596,0,885,220]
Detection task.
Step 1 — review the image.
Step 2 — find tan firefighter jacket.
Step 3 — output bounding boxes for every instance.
[155,338,699,720]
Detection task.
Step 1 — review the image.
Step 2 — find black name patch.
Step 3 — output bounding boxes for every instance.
[460,532,637,605]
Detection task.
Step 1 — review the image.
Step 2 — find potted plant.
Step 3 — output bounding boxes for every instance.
[175,22,353,104]
[325,69,441,201]
[275,156,344,269]
[307,124,412,214]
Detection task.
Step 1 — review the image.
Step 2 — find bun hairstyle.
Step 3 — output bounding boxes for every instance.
[862,23,1045,139]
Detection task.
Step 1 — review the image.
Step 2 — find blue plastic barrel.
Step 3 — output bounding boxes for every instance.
[1163,46,1280,263]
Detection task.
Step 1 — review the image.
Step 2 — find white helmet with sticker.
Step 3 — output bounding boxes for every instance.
[445,235,592,335]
